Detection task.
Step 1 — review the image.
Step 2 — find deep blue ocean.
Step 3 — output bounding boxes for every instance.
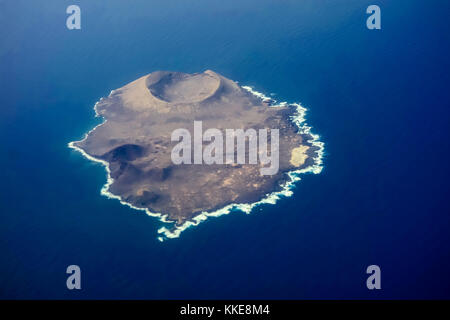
[1,0,449,299]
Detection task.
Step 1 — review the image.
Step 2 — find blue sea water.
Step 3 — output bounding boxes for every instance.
[1,0,449,299]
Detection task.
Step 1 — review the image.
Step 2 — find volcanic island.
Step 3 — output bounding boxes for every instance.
[69,70,323,240]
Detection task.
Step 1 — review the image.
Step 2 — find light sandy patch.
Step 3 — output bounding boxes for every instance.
[290,145,309,167]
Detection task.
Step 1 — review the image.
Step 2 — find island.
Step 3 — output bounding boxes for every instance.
[69,70,323,240]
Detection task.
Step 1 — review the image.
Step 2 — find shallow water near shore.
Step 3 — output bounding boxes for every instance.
[1,0,450,298]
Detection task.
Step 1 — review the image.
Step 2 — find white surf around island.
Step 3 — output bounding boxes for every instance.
[68,86,324,242]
